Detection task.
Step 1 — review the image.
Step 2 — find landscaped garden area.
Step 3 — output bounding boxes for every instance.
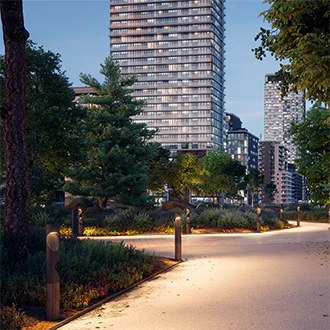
[0,225,166,329]
[1,202,328,329]
[30,204,293,237]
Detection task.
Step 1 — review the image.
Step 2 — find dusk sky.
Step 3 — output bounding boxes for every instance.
[0,0,290,139]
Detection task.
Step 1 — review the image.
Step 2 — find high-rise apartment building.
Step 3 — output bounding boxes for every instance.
[259,141,296,205]
[264,74,305,162]
[109,0,226,154]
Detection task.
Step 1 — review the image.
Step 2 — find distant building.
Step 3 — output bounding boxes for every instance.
[225,112,259,171]
[73,87,97,107]
[109,0,226,154]
[288,163,303,203]
[264,74,305,163]
[225,112,259,205]
[258,141,296,205]
[227,129,259,172]
[225,112,242,131]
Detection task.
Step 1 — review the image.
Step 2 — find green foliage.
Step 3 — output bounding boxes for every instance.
[244,169,264,206]
[146,146,171,193]
[284,209,328,221]
[253,0,330,105]
[30,210,50,227]
[65,57,158,208]
[27,227,46,253]
[1,230,163,313]
[189,207,284,231]
[133,212,152,232]
[29,205,71,226]
[289,103,330,205]
[201,148,246,203]
[0,41,86,205]
[264,182,277,203]
[59,206,289,235]
[0,305,26,330]
[166,153,203,202]
[259,208,283,228]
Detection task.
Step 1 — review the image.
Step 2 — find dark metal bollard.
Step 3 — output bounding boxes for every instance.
[186,208,191,234]
[257,207,261,233]
[78,208,83,236]
[46,224,60,320]
[72,209,78,238]
[297,206,300,227]
[175,214,182,261]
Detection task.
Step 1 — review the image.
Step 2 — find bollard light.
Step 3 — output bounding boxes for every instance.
[78,208,83,236]
[174,214,182,261]
[72,209,78,238]
[186,208,191,234]
[297,206,300,227]
[280,204,283,220]
[46,224,60,321]
[257,207,261,233]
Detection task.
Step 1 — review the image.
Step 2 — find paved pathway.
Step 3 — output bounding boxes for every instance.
[60,222,330,330]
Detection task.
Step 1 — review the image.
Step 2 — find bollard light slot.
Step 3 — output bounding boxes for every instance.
[46,232,60,252]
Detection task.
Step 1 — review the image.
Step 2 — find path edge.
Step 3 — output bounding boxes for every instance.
[46,258,183,330]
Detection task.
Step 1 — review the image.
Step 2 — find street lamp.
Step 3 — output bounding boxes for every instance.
[257,207,261,233]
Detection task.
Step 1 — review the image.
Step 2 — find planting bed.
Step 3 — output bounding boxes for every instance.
[20,257,177,330]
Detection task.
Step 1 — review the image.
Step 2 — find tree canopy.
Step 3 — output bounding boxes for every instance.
[146,145,171,194]
[289,103,330,205]
[244,169,264,207]
[165,152,203,202]
[253,0,330,105]
[0,41,85,205]
[65,57,158,208]
[201,148,246,204]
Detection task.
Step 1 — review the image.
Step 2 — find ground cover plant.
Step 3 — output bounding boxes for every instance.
[0,227,164,329]
[282,205,328,222]
[24,204,293,237]
[187,207,288,232]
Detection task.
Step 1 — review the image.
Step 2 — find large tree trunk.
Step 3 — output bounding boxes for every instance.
[1,0,31,262]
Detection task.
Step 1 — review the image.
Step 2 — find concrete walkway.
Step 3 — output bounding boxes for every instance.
[59,222,330,330]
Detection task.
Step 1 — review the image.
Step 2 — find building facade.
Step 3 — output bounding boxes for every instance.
[225,112,258,171]
[264,74,305,163]
[109,0,226,153]
[224,113,259,205]
[258,141,296,205]
[226,129,259,172]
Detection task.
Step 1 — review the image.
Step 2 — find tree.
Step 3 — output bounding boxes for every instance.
[0,0,30,262]
[65,57,158,208]
[0,41,85,206]
[244,169,264,207]
[289,103,330,206]
[165,152,203,202]
[201,148,246,205]
[264,181,277,203]
[146,145,171,194]
[253,0,330,105]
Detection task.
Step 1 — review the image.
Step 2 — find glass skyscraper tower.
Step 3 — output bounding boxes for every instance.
[264,74,305,163]
[109,0,226,154]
